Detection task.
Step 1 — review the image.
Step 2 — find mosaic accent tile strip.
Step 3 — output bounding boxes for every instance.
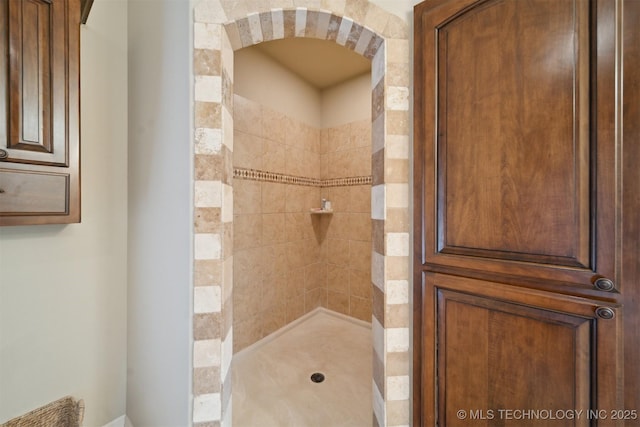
[233,167,372,187]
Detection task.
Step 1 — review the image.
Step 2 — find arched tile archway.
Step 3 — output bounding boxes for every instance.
[191,1,410,425]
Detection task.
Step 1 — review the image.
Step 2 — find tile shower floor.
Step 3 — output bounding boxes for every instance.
[232,308,373,427]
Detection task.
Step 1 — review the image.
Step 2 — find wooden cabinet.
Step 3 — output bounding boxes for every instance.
[414,0,639,425]
[0,0,80,225]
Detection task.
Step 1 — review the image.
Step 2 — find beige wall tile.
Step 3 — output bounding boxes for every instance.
[262,301,286,336]
[349,185,370,213]
[305,287,327,312]
[319,128,329,154]
[327,264,349,293]
[233,214,262,250]
[324,186,350,212]
[285,212,308,241]
[328,124,350,152]
[262,107,287,142]
[286,240,307,270]
[194,366,221,395]
[261,273,285,313]
[233,281,262,325]
[196,208,223,233]
[286,267,306,299]
[385,208,409,233]
[195,102,221,129]
[327,238,350,266]
[327,290,349,315]
[320,153,329,179]
[262,182,286,213]
[303,238,321,265]
[194,49,221,77]
[262,243,288,279]
[233,179,261,214]
[350,295,371,322]
[233,316,261,353]
[285,185,306,212]
[386,110,409,136]
[285,295,305,323]
[233,130,263,170]
[263,139,287,174]
[386,399,410,426]
[386,255,409,281]
[348,212,371,242]
[285,147,306,176]
[385,303,409,328]
[350,269,371,299]
[321,0,346,16]
[326,212,350,238]
[350,240,371,272]
[262,213,286,244]
[304,262,326,290]
[194,313,222,340]
[234,247,264,288]
[386,351,410,376]
[234,95,262,136]
[193,154,224,181]
[344,0,369,24]
[386,159,409,184]
[194,260,222,287]
[351,147,371,176]
[349,119,371,149]
[284,116,306,149]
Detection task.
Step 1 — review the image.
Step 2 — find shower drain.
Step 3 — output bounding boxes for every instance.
[310,372,325,383]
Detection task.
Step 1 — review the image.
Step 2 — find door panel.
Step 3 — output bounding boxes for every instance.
[4,0,69,166]
[437,0,590,268]
[429,273,620,427]
[416,0,616,293]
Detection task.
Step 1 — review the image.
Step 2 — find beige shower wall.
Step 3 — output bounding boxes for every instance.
[233,95,372,353]
[321,120,372,321]
[233,94,325,352]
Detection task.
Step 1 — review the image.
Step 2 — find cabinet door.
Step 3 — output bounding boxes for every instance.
[425,273,621,427]
[0,0,80,225]
[414,0,638,424]
[3,0,70,165]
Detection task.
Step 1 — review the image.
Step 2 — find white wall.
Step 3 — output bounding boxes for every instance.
[321,73,371,128]
[234,47,323,127]
[235,48,371,129]
[0,0,128,425]
[126,0,192,425]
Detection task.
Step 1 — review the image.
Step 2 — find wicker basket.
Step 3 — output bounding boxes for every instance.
[1,396,84,427]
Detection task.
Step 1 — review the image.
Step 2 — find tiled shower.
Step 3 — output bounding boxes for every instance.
[232,94,373,353]
[191,1,412,424]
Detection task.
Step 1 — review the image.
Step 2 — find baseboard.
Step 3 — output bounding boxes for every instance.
[100,415,133,427]
[234,307,371,359]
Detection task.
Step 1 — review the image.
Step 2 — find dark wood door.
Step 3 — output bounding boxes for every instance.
[414,0,640,425]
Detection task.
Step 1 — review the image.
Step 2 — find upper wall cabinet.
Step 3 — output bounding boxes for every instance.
[0,0,81,226]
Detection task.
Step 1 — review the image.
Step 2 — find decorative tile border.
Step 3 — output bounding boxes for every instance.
[323,176,372,187]
[233,167,372,187]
